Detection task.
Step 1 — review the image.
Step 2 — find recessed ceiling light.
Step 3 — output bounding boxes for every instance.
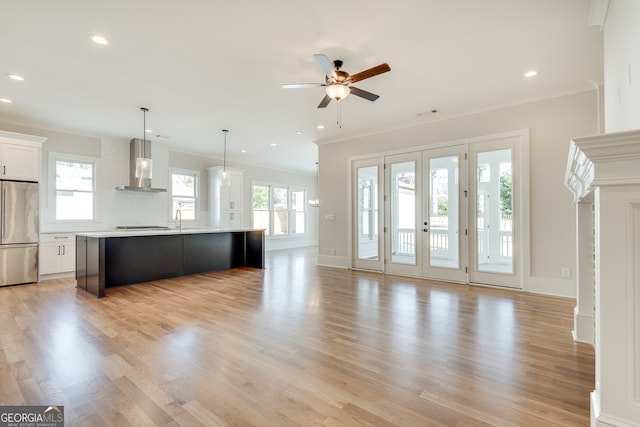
[296,131,303,135]
[145,129,152,133]
[270,143,277,147]
[317,125,325,129]
[524,70,538,78]
[0,98,12,103]
[8,74,24,81]
[241,150,247,153]
[91,35,108,45]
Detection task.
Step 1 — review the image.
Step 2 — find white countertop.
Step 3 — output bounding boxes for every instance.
[76,228,262,238]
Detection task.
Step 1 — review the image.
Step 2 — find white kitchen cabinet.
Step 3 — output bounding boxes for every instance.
[1,142,40,182]
[207,166,243,229]
[39,233,76,278]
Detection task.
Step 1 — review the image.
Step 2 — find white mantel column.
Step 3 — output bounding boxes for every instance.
[565,129,640,427]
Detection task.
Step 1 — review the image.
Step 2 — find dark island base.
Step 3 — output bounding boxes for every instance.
[76,230,264,298]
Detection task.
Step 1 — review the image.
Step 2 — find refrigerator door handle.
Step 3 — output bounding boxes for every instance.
[2,186,6,240]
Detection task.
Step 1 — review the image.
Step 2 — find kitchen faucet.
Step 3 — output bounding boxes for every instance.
[175,208,182,232]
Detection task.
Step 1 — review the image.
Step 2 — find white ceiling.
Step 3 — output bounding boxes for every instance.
[0,0,603,174]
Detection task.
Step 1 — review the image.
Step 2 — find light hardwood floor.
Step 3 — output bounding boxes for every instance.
[0,247,594,426]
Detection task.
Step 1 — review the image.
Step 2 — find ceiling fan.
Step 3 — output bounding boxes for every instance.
[283,54,391,108]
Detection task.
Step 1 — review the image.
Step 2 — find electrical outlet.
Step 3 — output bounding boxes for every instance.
[330,248,336,255]
[561,267,570,278]
[325,214,336,221]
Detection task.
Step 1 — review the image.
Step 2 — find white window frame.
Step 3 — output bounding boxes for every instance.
[48,152,99,224]
[251,181,307,238]
[169,168,199,222]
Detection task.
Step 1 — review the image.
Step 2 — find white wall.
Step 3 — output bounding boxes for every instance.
[317,90,598,296]
[0,120,317,249]
[604,0,640,132]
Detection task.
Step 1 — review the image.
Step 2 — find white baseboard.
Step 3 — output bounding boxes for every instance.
[317,254,350,269]
[265,238,317,251]
[573,306,595,345]
[526,276,576,298]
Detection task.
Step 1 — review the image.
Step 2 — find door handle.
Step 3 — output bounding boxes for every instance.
[2,187,6,239]
[62,245,65,256]
[423,228,429,232]
[58,245,61,256]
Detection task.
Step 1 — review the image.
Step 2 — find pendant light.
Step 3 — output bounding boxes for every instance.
[221,129,229,179]
[135,107,153,180]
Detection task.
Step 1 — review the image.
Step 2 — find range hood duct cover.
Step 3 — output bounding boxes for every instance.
[115,139,167,193]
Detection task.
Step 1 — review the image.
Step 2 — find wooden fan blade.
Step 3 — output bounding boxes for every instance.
[317,94,332,108]
[314,54,333,77]
[349,86,380,101]
[282,83,323,89]
[349,63,391,83]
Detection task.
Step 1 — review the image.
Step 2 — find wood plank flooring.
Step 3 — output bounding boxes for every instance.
[0,247,594,426]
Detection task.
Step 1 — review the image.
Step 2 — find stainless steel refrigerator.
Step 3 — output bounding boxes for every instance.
[0,180,39,286]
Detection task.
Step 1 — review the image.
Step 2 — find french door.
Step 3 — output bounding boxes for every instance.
[352,132,527,289]
[384,152,422,277]
[422,146,467,282]
[383,147,466,282]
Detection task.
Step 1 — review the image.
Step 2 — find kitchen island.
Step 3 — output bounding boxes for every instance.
[75,228,264,298]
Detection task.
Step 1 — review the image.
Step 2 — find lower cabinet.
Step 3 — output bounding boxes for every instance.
[39,233,76,278]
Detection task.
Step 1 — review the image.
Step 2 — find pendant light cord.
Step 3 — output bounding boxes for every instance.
[222,129,229,172]
[141,107,149,157]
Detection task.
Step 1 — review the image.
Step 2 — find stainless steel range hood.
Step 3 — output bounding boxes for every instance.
[116,139,167,193]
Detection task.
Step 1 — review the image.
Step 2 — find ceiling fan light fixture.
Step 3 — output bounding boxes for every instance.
[326,84,350,100]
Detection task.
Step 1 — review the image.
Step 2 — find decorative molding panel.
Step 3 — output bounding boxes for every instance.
[566,140,595,202]
[588,0,610,30]
[633,203,640,405]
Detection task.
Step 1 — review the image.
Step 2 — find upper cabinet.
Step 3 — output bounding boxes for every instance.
[1,143,40,181]
[208,166,243,230]
[0,130,46,182]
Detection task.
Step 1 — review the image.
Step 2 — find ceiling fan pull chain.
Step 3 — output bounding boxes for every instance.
[337,100,342,128]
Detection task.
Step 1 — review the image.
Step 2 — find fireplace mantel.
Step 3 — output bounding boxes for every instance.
[565,129,640,426]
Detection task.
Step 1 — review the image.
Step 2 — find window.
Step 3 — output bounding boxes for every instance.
[52,155,97,221]
[170,169,198,220]
[252,184,270,234]
[251,183,306,236]
[273,186,288,235]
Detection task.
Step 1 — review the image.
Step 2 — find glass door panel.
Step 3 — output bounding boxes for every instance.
[475,149,513,274]
[357,166,379,260]
[352,159,383,271]
[390,161,416,265]
[429,156,459,268]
